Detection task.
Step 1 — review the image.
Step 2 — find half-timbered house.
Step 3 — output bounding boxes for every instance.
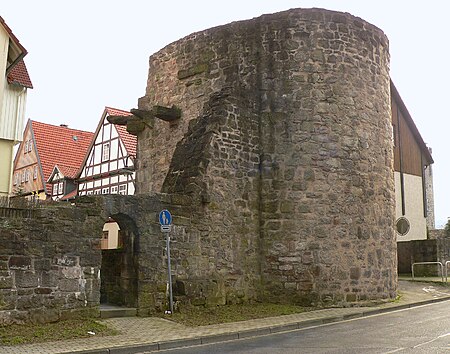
[12,120,93,199]
[77,107,137,196]
[391,81,434,241]
[47,164,79,201]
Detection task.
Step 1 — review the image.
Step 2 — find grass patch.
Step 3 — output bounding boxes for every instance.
[0,318,118,346]
[391,293,403,303]
[161,303,311,326]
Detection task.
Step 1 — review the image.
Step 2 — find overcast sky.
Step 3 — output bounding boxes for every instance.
[3,1,449,227]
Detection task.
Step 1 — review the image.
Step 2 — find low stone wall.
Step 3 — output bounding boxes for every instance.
[397,229,450,276]
[0,194,194,324]
[0,202,104,325]
[397,240,437,275]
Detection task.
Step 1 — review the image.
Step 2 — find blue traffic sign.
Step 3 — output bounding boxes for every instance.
[159,209,172,226]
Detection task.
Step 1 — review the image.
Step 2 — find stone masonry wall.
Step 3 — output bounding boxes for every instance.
[0,203,104,325]
[0,194,196,324]
[136,8,397,305]
[163,88,263,304]
[256,10,395,304]
[1,9,399,322]
[397,232,450,276]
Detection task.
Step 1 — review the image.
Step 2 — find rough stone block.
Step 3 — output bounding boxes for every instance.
[350,267,361,280]
[0,289,17,310]
[15,270,38,288]
[0,276,13,289]
[58,279,80,292]
[34,259,51,271]
[9,256,32,270]
[29,307,60,324]
[34,287,53,295]
[0,260,8,270]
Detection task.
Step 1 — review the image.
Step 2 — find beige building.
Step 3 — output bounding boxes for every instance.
[391,82,434,241]
[101,219,122,250]
[0,16,32,197]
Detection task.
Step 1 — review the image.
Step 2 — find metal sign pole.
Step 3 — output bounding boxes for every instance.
[159,209,174,314]
[166,232,174,314]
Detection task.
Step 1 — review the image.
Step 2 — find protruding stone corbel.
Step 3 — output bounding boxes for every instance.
[108,105,181,135]
[131,105,181,122]
[152,105,181,122]
[107,115,131,125]
[107,114,148,135]
[126,117,147,135]
[130,108,155,120]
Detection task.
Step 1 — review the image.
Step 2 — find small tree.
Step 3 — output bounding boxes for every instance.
[445,219,450,238]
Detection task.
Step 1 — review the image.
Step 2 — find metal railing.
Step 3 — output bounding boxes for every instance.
[0,195,42,219]
[411,261,444,282]
[0,207,35,218]
[445,261,450,282]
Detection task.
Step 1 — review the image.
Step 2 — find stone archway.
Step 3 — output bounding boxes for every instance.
[99,213,139,307]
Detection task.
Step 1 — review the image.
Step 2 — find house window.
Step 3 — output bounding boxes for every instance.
[58,182,63,194]
[33,166,38,180]
[28,140,33,152]
[25,169,30,182]
[21,171,25,183]
[111,186,118,194]
[87,191,93,195]
[53,183,58,195]
[102,187,110,194]
[13,173,18,186]
[24,140,29,154]
[94,189,101,195]
[118,184,127,195]
[102,143,110,162]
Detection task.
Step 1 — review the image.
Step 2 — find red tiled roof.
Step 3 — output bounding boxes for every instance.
[61,189,78,201]
[105,107,137,157]
[105,107,132,117]
[0,16,27,56]
[7,59,33,88]
[56,164,80,179]
[31,121,94,194]
[115,125,137,157]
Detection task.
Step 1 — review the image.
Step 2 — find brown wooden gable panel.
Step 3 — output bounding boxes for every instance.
[391,88,429,177]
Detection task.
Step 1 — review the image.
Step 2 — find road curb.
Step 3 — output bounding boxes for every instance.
[68,295,450,354]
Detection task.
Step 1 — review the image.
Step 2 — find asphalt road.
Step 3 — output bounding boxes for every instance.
[145,301,450,353]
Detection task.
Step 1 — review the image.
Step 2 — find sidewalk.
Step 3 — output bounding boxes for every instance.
[1,280,450,354]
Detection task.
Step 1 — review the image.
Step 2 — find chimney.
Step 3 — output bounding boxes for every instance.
[60,124,68,128]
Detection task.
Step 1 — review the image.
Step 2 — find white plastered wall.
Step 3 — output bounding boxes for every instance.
[395,171,427,241]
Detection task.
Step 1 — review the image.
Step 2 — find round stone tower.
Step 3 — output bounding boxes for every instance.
[136,8,397,305]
